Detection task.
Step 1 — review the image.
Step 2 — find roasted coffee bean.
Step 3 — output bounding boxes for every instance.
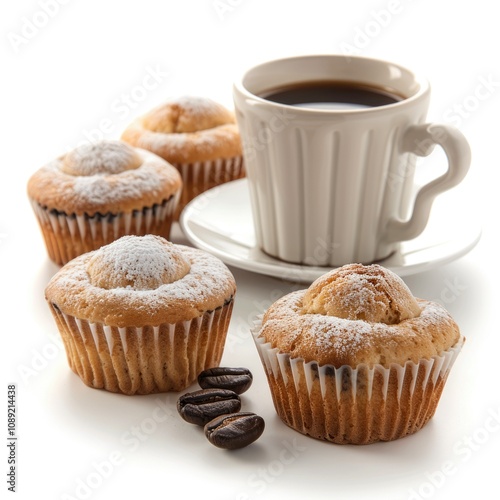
[198,367,253,395]
[204,412,265,450]
[177,388,241,426]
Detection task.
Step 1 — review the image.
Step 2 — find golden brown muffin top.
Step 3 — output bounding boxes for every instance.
[258,264,461,368]
[27,140,182,215]
[121,96,242,164]
[45,235,236,327]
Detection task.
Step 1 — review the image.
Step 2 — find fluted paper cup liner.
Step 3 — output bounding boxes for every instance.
[251,317,464,444]
[173,156,245,219]
[48,300,233,395]
[30,192,180,266]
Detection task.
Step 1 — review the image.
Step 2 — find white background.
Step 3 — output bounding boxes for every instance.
[1,1,499,499]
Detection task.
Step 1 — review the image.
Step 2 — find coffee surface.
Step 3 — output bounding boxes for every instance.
[260,80,403,110]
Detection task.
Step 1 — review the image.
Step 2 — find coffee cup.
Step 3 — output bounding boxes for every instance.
[233,54,471,267]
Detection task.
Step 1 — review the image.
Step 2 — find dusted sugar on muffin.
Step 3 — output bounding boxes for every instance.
[27,140,182,265]
[121,96,244,218]
[252,264,464,444]
[45,235,236,395]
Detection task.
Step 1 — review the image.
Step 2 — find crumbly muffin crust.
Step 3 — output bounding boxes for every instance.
[45,235,236,327]
[120,96,242,163]
[27,140,182,215]
[259,264,461,368]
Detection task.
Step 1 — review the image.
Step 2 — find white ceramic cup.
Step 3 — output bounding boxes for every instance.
[233,55,471,267]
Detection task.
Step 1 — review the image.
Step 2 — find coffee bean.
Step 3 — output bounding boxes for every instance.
[198,367,253,395]
[177,389,241,426]
[204,412,265,450]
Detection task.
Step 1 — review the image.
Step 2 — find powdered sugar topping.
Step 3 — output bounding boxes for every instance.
[62,140,141,176]
[302,264,421,324]
[72,166,164,205]
[87,235,190,290]
[259,286,458,366]
[172,95,225,117]
[45,238,236,326]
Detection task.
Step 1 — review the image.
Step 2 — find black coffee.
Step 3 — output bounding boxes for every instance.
[260,80,404,110]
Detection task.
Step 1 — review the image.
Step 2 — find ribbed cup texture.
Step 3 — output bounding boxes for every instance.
[30,193,179,266]
[252,322,463,444]
[48,301,233,395]
[244,121,419,266]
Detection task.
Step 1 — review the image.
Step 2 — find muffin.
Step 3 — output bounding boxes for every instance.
[45,234,236,395]
[251,264,464,444]
[27,140,182,266]
[120,95,244,218]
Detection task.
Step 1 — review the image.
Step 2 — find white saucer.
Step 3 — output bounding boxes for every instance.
[180,179,481,283]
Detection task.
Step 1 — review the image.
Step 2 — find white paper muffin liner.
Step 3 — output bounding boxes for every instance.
[48,300,233,395]
[174,156,245,217]
[251,316,464,444]
[30,192,180,265]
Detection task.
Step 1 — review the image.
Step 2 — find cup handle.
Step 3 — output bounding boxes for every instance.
[384,123,471,244]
